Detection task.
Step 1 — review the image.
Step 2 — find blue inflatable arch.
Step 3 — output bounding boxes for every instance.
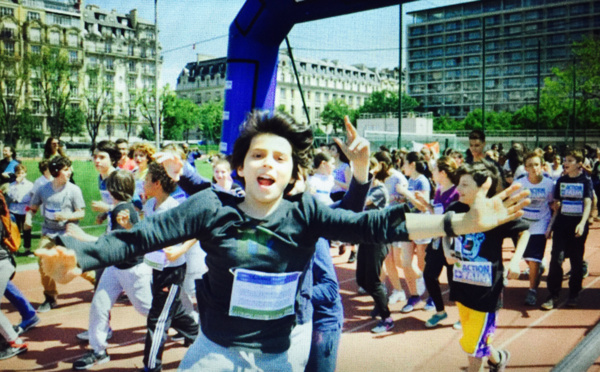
[220,0,404,154]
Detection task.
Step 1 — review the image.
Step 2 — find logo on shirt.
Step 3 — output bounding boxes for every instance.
[560,183,584,199]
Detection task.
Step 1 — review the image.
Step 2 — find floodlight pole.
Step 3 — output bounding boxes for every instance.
[154,0,160,150]
[397,3,402,149]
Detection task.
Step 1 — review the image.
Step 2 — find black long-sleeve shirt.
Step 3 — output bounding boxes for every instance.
[61,188,408,353]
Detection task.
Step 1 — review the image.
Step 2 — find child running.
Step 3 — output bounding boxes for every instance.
[542,150,593,310]
[442,161,530,372]
[512,152,555,306]
[36,111,530,372]
[70,170,152,370]
[422,156,460,327]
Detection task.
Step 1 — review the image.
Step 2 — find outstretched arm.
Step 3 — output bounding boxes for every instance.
[406,178,530,240]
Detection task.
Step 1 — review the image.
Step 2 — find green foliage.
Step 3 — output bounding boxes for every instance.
[139,125,155,141]
[16,109,44,144]
[358,90,420,115]
[320,98,353,135]
[276,104,288,114]
[63,106,86,139]
[433,114,462,131]
[198,99,224,144]
[163,96,202,140]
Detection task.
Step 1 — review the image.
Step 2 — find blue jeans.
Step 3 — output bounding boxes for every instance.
[305,326,341,372]
[5,280,36,322]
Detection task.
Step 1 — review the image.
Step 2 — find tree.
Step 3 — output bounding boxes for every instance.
[139,125,155,141]
[82,66,113,152]
[136,86,171,140]
[320,99,352,135]
[15,108,44,144]
[31,46,80,139]
[0,45,29,146]
[357,90,420,116]
[433,114,462,131]
[162,96,201,140]
[198,99,224,144]
[63,106,85,141]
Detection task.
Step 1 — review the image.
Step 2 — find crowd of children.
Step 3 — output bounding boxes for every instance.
[4,112,596,372]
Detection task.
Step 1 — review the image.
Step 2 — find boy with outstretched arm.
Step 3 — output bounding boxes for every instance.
[37,111,530,372]
[443,161,530,372]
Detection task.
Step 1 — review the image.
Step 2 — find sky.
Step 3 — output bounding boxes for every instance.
[87,0,475,88]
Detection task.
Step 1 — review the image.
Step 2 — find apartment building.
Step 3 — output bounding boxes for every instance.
[406,0,600,118]
[176,52,400,127]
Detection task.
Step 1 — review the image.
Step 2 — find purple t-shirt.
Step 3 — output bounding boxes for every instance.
[433,185,460,214]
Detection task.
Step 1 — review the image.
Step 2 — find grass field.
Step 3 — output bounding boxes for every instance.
[15,158,214,266]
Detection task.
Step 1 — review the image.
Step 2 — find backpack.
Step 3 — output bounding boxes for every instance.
[0,190,21,252]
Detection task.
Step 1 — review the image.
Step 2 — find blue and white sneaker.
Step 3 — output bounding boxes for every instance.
[423,297,436,311]
[371,317,394,334]
[401,296,421,313]
[425,312,448,328]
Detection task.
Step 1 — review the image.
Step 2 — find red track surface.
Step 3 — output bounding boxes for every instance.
[3,224,600,371]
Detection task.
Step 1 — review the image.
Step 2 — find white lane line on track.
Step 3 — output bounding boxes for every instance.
[499,274,600,349]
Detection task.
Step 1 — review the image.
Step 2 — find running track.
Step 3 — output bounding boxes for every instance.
[3,224,600,371]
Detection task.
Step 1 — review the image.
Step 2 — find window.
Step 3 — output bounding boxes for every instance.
[548,20,566,31]
[486,54,499,64]
[50,30,60,45]
[446,58,458,67]
[27,11,41,21]
[525,10,541,21]
[550,34,566,44]
[410,50,425,59]
[485,15,500,26]
[524,77,537,87]
[429,60,443,69]
[525,50,539,60]
[429,36,443,45]
[506,13,522,23]
[571,3,589,15]
[486,41,503,51]
[280,88,286,99]
[446,70,461,80]
[507,26,522,35]
[105,42,112,53]
[524,23,540,33]
[570,17,589,29]
[428,48,443,57]
[32,101,41,114]
[0,7,14,16]
[466,69,480,77]
[29,27,41,42]
[466,31,481,41]
[67,34,78,47]
[128,61,136,71]
[486,29,500,38]
[508,52,522,61]
[3,41,14,56]
[507,65,522,75]
[409,38,425,48]
[127,77,136,90]
[69,51,77,63]
[465,43,480,53]
[106,58,114,70]
[446,34,461,43]
[507,39,522,48]
[128,45,134,56]
[504,0,521,10]
[465,19,481,29]
[525,64,537,73]
[106,74,114,88]
[548,48,567,59]
[467,56,481,65]
[548,6,567,18]
[31,45,41,54]
[6,81,15,95]
[428,24,443,33]
[446,21,462,31]
[410,26,425,36]
[484,1,501,12]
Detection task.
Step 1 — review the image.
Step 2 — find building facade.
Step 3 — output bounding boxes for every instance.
[406,0,600,119]
[0,0,159,142]
[176,52,401,128]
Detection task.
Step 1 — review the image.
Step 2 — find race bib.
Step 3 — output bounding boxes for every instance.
[44,206,60,220]
[561,200,583,215]
[144,250,167,271]
[560,183,584,199]
[453,261,492,287]
[433,203,444,215]
[229,268,301,321]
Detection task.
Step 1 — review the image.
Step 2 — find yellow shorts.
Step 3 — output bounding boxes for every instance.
[457,302,497,358]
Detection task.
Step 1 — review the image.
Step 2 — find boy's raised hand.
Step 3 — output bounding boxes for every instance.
[155,152,184,181]
[333,116,370,184]
[460,178,530,235]
[35,246,82,284]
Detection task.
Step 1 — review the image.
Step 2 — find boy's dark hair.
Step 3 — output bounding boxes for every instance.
[565,150,584,164]
[106,170,135,202]
[115,138,128,146]
[468,129,486,143]
[313,151,332,170]
[455,160,500,198]
[49,156,72,177]
[230,110,313,194]
[147,162,177,194]
[38,159,49,173]
[96,140,121,167]
[14,164,26,174]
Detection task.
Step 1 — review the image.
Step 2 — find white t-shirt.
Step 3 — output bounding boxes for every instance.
[308,173,334,205]
[143,196,186,268]
[384,169,409,206]
[513,175,554,235]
